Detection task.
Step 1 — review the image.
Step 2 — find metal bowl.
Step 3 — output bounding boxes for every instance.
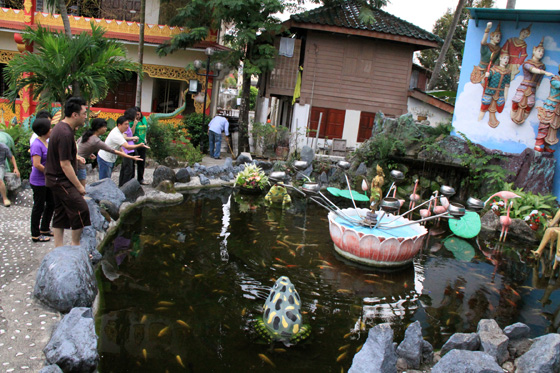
[302,182,320,194]
[389,170,405,183]
[379,197,401,213]
[440,185,456,198]
[447,202,466,218]
[466,197,484,212]
[269,171,286,182]
[293,161,308,171]
[337,160,351,170]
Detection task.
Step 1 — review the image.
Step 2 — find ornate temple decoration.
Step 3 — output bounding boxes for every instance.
[0,50,18,64]
[0,8,26,23]
[23,0,33,23]
[142,64,198,82]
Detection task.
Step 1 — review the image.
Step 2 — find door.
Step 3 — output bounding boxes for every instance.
[357,112,376,143]
[309,107,345,139]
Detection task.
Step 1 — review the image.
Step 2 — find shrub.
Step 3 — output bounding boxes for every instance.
[182,113,210,153]
[1,123,32,180]
[171,138,203,166]
[146,117,173,162]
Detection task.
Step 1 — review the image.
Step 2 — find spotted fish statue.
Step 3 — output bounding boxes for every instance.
[255,276,311,345]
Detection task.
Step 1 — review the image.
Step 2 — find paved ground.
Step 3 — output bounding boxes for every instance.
[0,155,227,372]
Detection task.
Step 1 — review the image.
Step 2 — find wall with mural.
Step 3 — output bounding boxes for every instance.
[453,17,560,196]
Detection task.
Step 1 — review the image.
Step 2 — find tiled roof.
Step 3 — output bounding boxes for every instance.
[290,1,442,44]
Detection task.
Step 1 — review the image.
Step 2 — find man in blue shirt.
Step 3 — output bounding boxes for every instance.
[207,115,229,159]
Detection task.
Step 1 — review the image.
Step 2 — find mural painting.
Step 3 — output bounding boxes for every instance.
[453,17,560,196]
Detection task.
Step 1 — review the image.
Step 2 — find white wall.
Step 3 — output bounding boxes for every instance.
[0,32,17,51]
[341,109,360,149]
[407,97,452,127]
[145,0,160,25]
[291,103,310,150]
[140,76,155,113]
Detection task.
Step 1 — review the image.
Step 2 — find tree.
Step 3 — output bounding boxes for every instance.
[418,0,494,93]
[4,24,136,108]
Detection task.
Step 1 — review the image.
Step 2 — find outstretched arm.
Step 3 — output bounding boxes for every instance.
[10,155,19,178]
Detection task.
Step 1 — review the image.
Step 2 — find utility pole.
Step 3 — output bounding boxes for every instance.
[506,0,516,9]
[135,0,146,107]
[427,0,467,91]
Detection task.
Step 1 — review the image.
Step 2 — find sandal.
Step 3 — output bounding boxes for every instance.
[32,235,50,243]
[3,199,11,207]
[40,230,54,237]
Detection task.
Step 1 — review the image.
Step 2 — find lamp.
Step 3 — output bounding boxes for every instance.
[188,79,201,94]
[193,47,224,133]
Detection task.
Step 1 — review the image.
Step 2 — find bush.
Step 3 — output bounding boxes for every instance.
[1,124,32,180]
[171,139,203,166]
[182,113,210,153]
[146,117,173,162]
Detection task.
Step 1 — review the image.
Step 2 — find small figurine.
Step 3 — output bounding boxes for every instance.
[370,165,385,211]
[484,191,521,242]
[478,51,511,128]
[265,185,292,207]
[471,22,502,85]
[532,209,560,269]
[535,64,560,153]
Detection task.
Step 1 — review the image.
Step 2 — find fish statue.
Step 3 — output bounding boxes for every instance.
[370,165,385,210]
[255,276,311,345]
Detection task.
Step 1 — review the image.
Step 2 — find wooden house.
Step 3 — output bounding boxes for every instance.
[261,1,442,150]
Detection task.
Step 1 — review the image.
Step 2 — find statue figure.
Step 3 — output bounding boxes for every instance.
[535,65,560,153]
[532,209,560,269]
[470,22,502,85]
[478,51,511,128]
[370,165,384,211]
[510,38,553,125]
[501,24,531,80]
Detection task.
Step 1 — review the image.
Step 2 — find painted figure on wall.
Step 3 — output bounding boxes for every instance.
[510,38,553,125]
[478,52,511,128]
[470,22,502,85]
[501,24,531,80]
[535,65,560,153]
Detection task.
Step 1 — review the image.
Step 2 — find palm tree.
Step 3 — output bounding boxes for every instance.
[3,24,137,109]
[44,0,72,37]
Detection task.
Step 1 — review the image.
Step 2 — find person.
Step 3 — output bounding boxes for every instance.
[29,117,54,242]
[208,115,229,159]
[510,38,553,125]
[119,108,139,187]
[0,140,20,207]
[478,52,511,128]
[133,106,149,185]
[77,118,142,186]
[97,116,149,181]
[29,110,53,147]
[501,24,531,80]
[470,22,502,85]
[45,97,90,247]
[535,65,560,153]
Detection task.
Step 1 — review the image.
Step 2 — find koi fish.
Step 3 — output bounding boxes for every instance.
[272,264,286,269]
[194,274,204,278]
[338,344,350,351]
[364,280,378,284]
[336,352,347,362]
[275,257,288,264]
[140,315,147,324]
[356,344,363,353]
[276,240,290,248]
[155,307,169,312]
[274,348,286,353]
[343,332,352,339]
[158,326,170,337]
[142,348,147,360]
[241,308,247,317]
[288,249,296,257]
[158,301,174,307]
[337,289,353,294]
[286,265,299,268]
[176,320,190,329]
[176,355,185,368]
[171,253,176,259]
[258,354,276,368]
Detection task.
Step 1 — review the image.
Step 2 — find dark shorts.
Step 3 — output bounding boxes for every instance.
[50,180,91,230]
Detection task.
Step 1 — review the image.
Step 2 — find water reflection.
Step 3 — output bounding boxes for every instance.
[95,190,560,372]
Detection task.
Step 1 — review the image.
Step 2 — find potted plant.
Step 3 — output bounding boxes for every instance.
[275,125,290,159]
[524,210,545,231]
[234,164,269,193]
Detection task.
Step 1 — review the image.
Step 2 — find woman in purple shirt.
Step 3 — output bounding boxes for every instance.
[30,118,54,242]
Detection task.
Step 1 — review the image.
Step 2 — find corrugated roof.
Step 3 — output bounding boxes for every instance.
[290,1,442,44]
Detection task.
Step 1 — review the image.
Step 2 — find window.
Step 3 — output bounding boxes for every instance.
[0,64,9,98]
[308,107,345,139]
[357,112,376,143]
[94,73,137,110]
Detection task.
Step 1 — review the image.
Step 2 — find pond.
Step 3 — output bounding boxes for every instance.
[95,189,560,372]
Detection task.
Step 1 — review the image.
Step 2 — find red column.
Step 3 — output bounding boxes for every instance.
[15,0,36,124]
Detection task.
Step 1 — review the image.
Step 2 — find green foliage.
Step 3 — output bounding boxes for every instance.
[4,24,136,108]
[235,164,269,190]
[251,122,276,156]
[418,0,494,93]
[182,113,210,153]
[1,124,32,179]
[171,140,204,166]
[146,118,173,163]
[238,86,258,111]
[498,183,558,222]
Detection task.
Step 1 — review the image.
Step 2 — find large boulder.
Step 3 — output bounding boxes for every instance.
[34,246,98,313]
[39,365,63,373]
[396,321,423,369]
[175,168,192,183]
[504,322,531,340]
[43,307,99,372]
[85,197,107,232]
[79,226,102,265]
[199,174,210,186]
[300,145,314,165]
[349,323,397,373]
[432,350,502,373]
[86,178,126,208]
[152,165,176,187]
[477,319,509,365]
[120,178,144,202]
[516,333,560,373]
[440,332,480,356]
[235,152,252,166]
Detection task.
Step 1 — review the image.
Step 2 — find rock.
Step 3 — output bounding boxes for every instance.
[199,174,210,185]
[349,323,397,373]
[43,307,99,372]
[186,166,197,177]
[481,211,501,232]
[155,180,176,193]
[34,246,97,313]
[152,166,176,187]
[422,340,434,365]
[515,333,560,373]
[85,197,107,232]
[396,320,423,369]
[5,172,21,191]
[300,145,315,164]
[163,156,179,168]
[319,171,328,186]
[432,350,502,373]
[508,218,538,243]
[502,361,514,373]
[224,157,234,173]
[79,226,102,265]
[504,322,530,340]
[39,365,63,373]
[355,162,368,176]
[477,319,509,365]
[86,178,126,208]
[257,160,273,170]
[236,152,252,165]
[120,178,144,203]
[508,338,533,358]
[206,165,222,177]
[440,332,480,356]
[176,168,192,183]
[99,199,119,221]
[505,147,556,195]
[220,174,231,182]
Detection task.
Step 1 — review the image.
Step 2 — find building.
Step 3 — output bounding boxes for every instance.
[0,0,226,125]
[260,1,442,150]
